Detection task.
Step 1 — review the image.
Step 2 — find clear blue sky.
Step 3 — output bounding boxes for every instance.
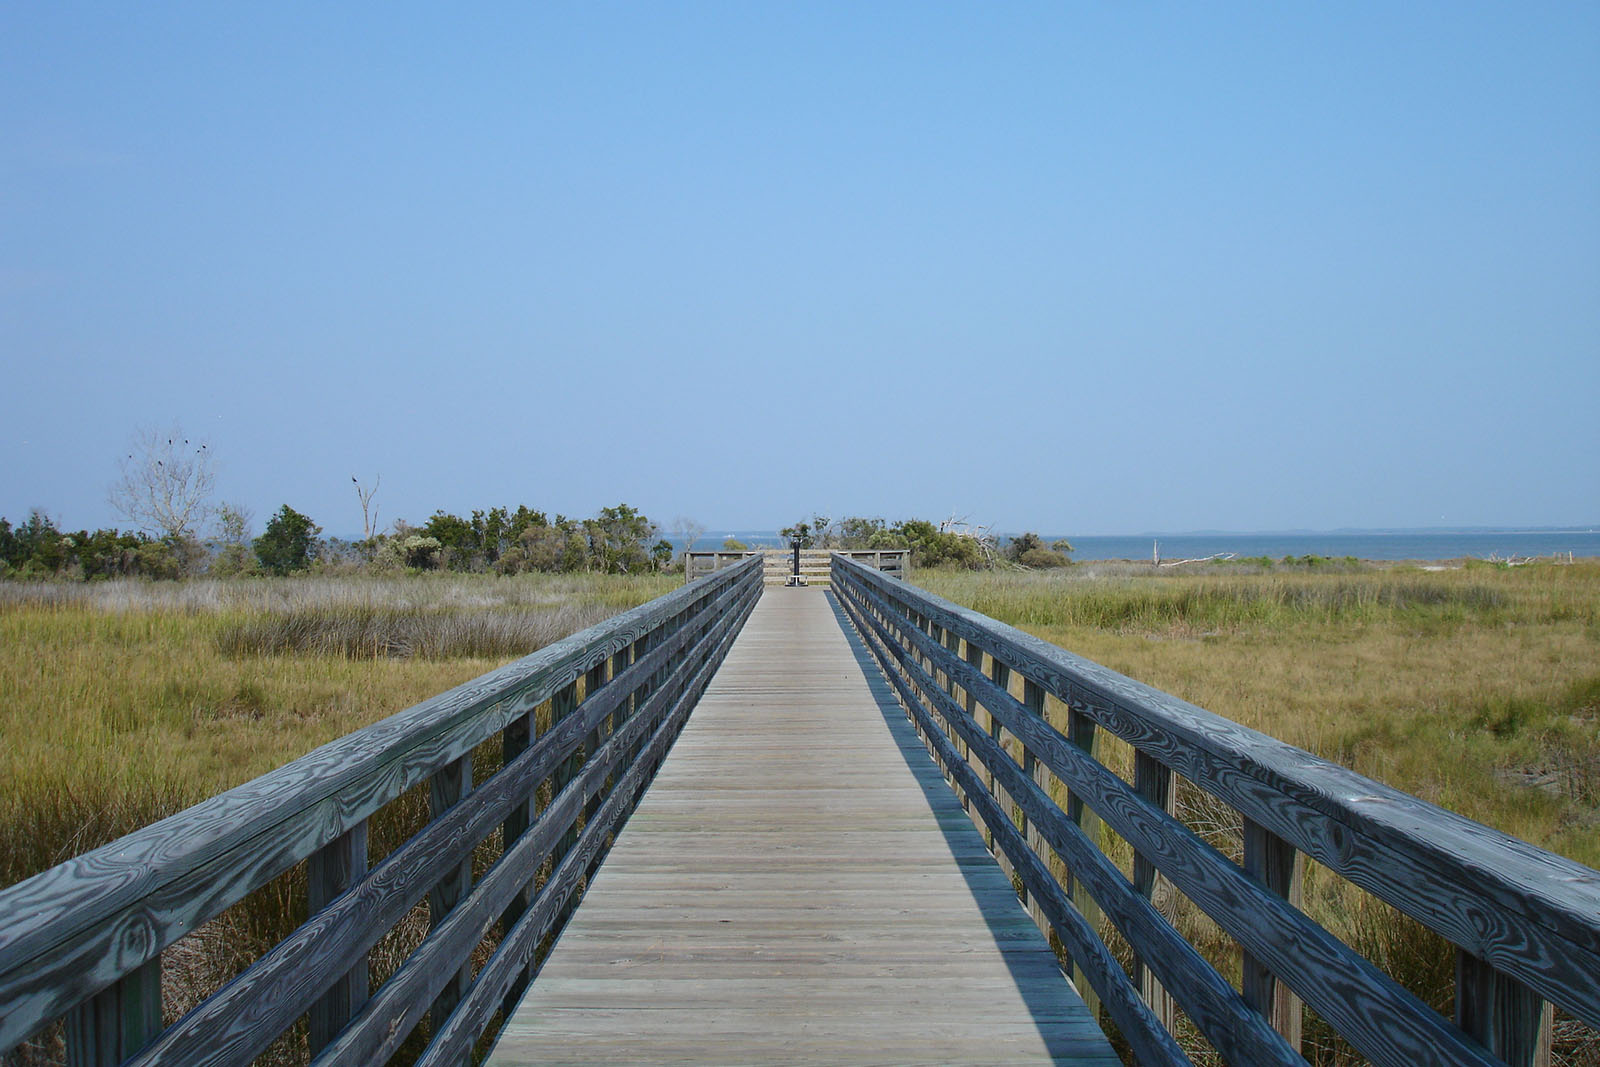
[4,4,1596,537]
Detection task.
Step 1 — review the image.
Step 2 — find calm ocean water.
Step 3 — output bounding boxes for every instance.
[683,529,1600,562]
[1062,530,1600,563]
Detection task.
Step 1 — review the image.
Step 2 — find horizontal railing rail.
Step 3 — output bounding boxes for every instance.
[0,554,763,1066]
[831,553,1600,1067]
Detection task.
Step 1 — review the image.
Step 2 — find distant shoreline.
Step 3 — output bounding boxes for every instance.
[677,529,1600,564]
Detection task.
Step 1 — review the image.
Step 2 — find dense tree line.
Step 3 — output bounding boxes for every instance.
[4,428,1064,581]
[777,515,1073,570]
[0,502,673,581]
[780,515,991,569]
[0,512,184,580]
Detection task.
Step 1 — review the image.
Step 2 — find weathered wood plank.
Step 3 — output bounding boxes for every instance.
[418,583,759,1067]
[427,754,474,1048]
[0,557,762,1055]
[64,957,160,1067]
[843,594,1185,1066]
[843,578,1293,1066]
[1243,817,1304,1050]
[1132,751,1178,1035]
[306,821,368,1054]
[1456,951,1553,1067]
[487,588,1117,1066]
[835,557,1600,1033]
[101,566,761,1067]
[838,561,1509,1067]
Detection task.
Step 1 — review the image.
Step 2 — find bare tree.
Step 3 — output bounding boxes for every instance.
[109,423,216,541]
[354,474,381,541]
[671,516,706,555]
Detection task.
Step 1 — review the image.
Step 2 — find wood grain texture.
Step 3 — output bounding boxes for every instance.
[0,556,762,1055]
[1131,752,1177,1035]
[1242,818,1304,1050]
[115,575,759,1067]
[486,587,1119,1066]
[63,957,159,1067]
[417,584,759,1067]
[306,822,368,1055]
[834,556,1600,1033]
[841,577,1293,1066]
[835,560,1512,1067]
[1456,950,1553,1067]
[839,591,1188,1067]
[1,558,760,1062]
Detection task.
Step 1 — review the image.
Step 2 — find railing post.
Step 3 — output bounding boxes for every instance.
[583,655,612,882]
[499,707,538,1017]
[1131,752,1177,1035]
[985,656,1012,851]
[1063,705,1102,1019]
[549,679,583,922]
[428,753,473,1042]
[1242,817,1304,1051]
[308,821,369,1054]
[1455,951,1553,1067]
[65,957,161,1067]
[947,630,972,812]
[1018,677,1048,935]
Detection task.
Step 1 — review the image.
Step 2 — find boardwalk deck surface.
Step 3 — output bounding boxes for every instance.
[487,588,1119,1066]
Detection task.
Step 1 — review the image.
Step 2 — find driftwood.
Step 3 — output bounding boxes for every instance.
[1158,552,1236,568]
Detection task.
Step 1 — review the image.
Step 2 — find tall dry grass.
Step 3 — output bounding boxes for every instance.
[1,571,676,1065]
[0,572,676,890]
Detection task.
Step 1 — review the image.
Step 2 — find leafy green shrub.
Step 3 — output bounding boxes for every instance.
[254,505,321,575]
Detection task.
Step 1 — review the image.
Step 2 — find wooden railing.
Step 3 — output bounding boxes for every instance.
[684,548,909,585]
[683,549,758,583]
[832,554,1600,1067]
[0,555,763,1067]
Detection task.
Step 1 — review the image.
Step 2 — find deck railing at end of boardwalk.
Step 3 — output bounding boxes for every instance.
[831,553,1600,1067]
[0,555,764,1067]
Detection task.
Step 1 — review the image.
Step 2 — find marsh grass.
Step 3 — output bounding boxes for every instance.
[1,571,673,1065]
[917,560,1600,1065]
[0,572,675,890]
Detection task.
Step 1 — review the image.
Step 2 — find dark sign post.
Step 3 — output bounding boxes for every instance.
[786,538,806,586]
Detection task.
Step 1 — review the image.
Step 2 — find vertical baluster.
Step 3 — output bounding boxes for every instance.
[428,757,473,1024]
[1242,818,1304,1051]
[65,957,161,1067]
[308,821,369,1053]
[612,639,635,747]
[1065,704,1102,1018]
[961,641,985,817]
[1131,752,1177,1035]
[548,679,582,927]
[931,626,954,781]
[945,630,969,809]
[582,654,611,872]
[1018,678,1047,935]
[985,657,1012,855]
[428,754,473,1038]
[637,623,662,784]
[1455,951,1552,1067]
[499,707,538,1016]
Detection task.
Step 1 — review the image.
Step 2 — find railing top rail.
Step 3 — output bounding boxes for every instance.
[831,553,1600,1027]
[0,556,762,1028]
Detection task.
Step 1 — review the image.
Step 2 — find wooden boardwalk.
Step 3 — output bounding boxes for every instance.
[487,587,1119,1066]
